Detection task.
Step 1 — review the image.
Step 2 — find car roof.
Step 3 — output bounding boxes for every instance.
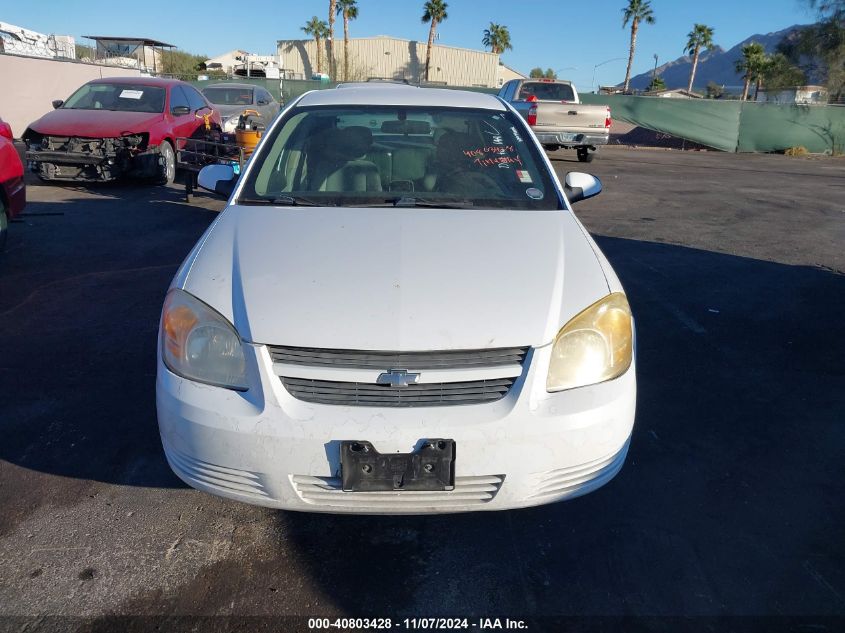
[298,86,505,110]
[523,79,573,86]
[87,76,187,87]
[201,83,261,91]
[335,81,412,89]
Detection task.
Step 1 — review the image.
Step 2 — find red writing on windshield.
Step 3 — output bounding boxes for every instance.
[473,155,524,168]
[463,146,516,157]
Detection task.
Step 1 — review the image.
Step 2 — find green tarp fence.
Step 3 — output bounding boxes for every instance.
[581,93,845,154]
[189,78,844,154]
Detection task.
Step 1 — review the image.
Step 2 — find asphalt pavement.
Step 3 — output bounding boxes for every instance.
[1,147,843,632]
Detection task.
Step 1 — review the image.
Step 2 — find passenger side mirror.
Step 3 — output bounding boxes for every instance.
[171,105,191,116]
[52,99,64,109]
[564,172,602,204]
[198,164,238,197]
[257,98,269,105]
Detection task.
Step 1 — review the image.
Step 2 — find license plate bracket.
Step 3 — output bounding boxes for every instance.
[340,439,456,492]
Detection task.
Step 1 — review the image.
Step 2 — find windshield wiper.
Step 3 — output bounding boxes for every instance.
[238,195,325,207]
[343,197,475,209]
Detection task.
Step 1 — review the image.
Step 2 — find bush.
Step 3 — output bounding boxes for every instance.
[784,146,810,156]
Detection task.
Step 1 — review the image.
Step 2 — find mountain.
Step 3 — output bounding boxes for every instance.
[626,24,821,91]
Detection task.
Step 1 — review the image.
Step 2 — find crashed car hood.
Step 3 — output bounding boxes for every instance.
[178,205,610,350]
[27,109,164,137]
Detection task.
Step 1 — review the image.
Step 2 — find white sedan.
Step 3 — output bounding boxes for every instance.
[156,85,636,513]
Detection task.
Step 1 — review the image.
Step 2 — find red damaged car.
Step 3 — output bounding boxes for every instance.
[22,77,221,184]
[1,117,26,251]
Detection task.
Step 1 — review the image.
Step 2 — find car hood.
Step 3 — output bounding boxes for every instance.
[27,109,164,137]
[177,205,610,350]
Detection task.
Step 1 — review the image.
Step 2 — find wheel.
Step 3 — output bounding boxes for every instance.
[156,141,176,185]
[0,198,8,253]
[577,148,595,163]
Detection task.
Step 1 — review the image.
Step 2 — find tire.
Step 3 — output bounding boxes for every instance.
[156,141,176,185]
[0,198,8,253]
[577,148,595,163]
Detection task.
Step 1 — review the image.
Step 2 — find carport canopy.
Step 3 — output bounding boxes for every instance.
[83,36,176,73]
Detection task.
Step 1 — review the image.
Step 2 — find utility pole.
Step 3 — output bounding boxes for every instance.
[652,54,658,83]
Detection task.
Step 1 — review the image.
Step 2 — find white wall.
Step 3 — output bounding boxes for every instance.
[0,53,142,137]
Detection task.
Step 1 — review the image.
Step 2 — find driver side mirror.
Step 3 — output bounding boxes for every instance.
[198,164,238,198]
[171,105,191,116]
[564,172,602,204]
[52,99,64,109]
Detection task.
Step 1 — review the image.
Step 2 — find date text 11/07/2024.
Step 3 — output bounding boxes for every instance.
[307,618,529,630]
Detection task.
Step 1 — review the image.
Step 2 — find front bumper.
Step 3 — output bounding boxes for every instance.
[157,342,636,514]
[24,136,158,182]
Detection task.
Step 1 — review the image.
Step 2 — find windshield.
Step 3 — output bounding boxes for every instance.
[202,87,254,106]
[518,82,576,102]
[239,105,561,210]
[62,83,166,113]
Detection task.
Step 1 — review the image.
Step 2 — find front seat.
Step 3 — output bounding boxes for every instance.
[309,126,383,192]
[426,131,498,195]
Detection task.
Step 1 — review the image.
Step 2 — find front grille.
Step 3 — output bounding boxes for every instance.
[268,345,528,369]
[281,377,515,407]
[291,474,505,509]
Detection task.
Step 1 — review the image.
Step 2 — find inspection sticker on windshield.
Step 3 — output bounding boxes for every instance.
[119,90,144,100]
[516,170,533,184]
[526,188,544,200]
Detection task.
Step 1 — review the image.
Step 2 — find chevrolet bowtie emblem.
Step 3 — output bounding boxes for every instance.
[376,369,421,388]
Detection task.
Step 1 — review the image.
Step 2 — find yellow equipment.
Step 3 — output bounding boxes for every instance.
[234,109,262,158]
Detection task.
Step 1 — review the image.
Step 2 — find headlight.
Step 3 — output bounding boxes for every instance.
[161,289,248,391]
[547,293,633,392]
[222,115,241,133]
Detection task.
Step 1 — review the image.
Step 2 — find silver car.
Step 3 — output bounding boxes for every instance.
[200,83,282,133]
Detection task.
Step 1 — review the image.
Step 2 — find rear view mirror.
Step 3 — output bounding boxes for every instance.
[52,99,64,109]
[564,172,602,204]
[198,164,238,197]
[380,120,431,135]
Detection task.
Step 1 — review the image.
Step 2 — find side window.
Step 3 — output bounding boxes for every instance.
[169,86,190,112]
[504,81,518,101]
[258,89,273,105]
[497,80,512,99]
[184,86,208,111]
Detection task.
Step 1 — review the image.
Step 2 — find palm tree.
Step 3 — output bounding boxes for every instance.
[422,0,448,82]
[336,0,358,81]
[482,23,513,54]
[734,41,766,101]
[302,16,329,75]
[685,23,715,93]
[621,0,656,92]
[328,0,337,78]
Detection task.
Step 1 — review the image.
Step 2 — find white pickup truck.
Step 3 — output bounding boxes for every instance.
[498,78,611,162]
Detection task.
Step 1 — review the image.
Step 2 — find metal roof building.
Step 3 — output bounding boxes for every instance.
[277,35,500,88]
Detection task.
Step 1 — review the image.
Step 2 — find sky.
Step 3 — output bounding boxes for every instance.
[2,0,818,91]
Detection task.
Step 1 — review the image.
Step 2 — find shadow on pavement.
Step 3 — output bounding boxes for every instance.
[0,186,217,516]
[274,236,844,618]
[2,199,844,618]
